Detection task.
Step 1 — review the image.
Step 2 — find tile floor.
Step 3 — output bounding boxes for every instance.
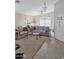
[33,37,64,59]
[16,36,64,59]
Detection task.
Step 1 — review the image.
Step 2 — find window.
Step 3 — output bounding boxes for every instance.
[40,17,51,27]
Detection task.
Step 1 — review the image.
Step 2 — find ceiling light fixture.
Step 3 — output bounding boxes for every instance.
[40,0,47,14]
[43,0,47,12]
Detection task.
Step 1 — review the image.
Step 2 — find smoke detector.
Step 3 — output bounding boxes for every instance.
[15,0,21,3]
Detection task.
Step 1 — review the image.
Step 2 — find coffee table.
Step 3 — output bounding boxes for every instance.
[32,33,40,40]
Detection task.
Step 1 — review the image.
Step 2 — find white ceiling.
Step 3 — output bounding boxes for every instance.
[15,0,58,16]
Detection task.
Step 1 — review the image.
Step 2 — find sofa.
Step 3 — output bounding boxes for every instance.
[15,26,28,40]
[15,26,50,40]
[34,26,50,36]
[28,26,50,37]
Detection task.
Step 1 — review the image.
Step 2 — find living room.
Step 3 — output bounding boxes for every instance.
[15,0,64,59]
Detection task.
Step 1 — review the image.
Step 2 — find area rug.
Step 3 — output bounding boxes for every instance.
[15,36,46,59]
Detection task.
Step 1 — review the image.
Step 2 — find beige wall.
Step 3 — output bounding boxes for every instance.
[25,15,35,26]
[15,12,35,28]
[54,0,64,42]
[15,12,26,27]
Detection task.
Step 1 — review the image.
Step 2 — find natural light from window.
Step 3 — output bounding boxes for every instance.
[40,17,51,27]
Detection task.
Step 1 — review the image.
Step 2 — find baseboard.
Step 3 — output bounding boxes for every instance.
[55,38,64,43]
